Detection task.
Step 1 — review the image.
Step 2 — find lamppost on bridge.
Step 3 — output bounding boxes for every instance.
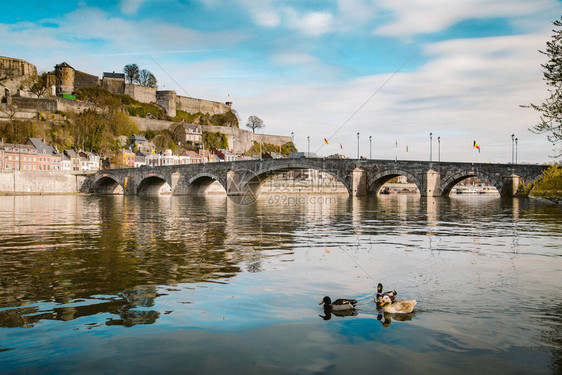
[429,132,433,162]
[511,134,515,164]
[438,136,441,163]
[369,136,372,159]
[515,137,518,165]
[357,132,360,159]
[307,136,310,157]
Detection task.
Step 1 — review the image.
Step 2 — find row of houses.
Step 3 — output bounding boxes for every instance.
[112,147,261,169]
[1,136,287,172]
[0,138,100,171]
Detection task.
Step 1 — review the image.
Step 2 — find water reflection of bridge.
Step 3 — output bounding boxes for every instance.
[84,158,549,197]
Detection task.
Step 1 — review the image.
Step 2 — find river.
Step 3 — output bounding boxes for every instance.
[0,194,560,374]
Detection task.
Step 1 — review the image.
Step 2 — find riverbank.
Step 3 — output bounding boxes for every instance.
[0,170,93,194]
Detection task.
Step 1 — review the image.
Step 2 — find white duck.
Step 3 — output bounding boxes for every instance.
[380,295,416,314]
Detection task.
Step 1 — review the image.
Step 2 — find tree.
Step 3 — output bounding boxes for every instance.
[526,17,562,157]
[30,72,50,98]
[138,69,157,88]
[530,164,562,204]
[246,115,264,133]
[123,64,140,84]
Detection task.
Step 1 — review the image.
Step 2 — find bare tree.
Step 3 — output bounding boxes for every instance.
[30,72,50,98]
[123,64,140,84]
[138,69,157,88]
[246,115,264,133]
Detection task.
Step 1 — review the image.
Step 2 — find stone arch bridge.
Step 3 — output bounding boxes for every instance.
[82,158,549,197]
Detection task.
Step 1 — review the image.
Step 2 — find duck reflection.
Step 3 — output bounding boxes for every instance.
[319,306,358,320]
[377,311,416,327]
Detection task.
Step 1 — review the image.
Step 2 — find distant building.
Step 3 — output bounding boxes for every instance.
[27,138,58,171]
[53,62,99,95]
[129,134,148,148]
[182,124,203,146]
[79,151,100,171]
[60,154,71,171]
[64,150,82,171]
[327,153,347,159]
[1,142,38,170]
[288,152,319,159]
[112,149,136,169]
[262,151,282,159]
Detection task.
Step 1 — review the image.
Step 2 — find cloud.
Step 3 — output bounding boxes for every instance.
[373,0,556,37]
[232,32,553,163]
[120,0,150,15]
[238,0,281,27]
[284,9,334,36]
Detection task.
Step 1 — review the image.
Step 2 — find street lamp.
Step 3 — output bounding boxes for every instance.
[511,134,515,164]
[516,137,519,164]
[369,135,372,159]
[307,136,310,157]
[357,132,360,159]
[429,132,433,162]
[438,136,441,163]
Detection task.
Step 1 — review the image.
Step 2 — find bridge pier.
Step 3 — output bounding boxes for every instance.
[422,169,440,197]
[352,168,367,196]
[226,170,242,195]
[123,176,136,195]
[501,174,520,197]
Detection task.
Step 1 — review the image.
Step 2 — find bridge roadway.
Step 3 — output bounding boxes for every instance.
[83,158,549,197]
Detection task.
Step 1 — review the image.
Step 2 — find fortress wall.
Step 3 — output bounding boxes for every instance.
[73,70,100,91]
[0,56,37,80]
[176,95,231,116]
[132,117,177,131]
[102,77,125,94]
[131,117,291,154]
[203,125,291,154]
[3,97,96,119]
[55,97,96,113]
[11,97,57,113]
[125,84,156,104]
[157,91,176,117]
[0,170,90,194]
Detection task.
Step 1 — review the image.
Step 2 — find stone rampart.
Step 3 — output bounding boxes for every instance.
[102,77,125,94]
[125,84,156,104]
[132,117,177,131]
[11,97,57,113]
[0,170,91,194]
[203,125,291,154]
[74,70,100,90]
[0,56,37,80]
[131,117,291,154]
[0,97,96,120]
[176,95,231,116]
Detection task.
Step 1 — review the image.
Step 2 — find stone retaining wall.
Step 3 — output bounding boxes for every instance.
[0,170,92,194]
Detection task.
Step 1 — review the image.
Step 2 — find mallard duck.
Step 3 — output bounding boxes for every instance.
[374,283,397,303]
[319,296,357,311]
[380,295,416,314]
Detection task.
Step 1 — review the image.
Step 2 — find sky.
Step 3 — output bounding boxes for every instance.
[1,0,561,163]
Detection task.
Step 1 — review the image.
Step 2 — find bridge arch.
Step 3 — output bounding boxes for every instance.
[237,162,352,197]
[367,169,422,195]
[137,173,171,196]
[91,174,124,195]
[440,170,502,196]
[185,173,227,196]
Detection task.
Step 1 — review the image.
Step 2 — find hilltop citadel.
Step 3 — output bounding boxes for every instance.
[0,55,292,156]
